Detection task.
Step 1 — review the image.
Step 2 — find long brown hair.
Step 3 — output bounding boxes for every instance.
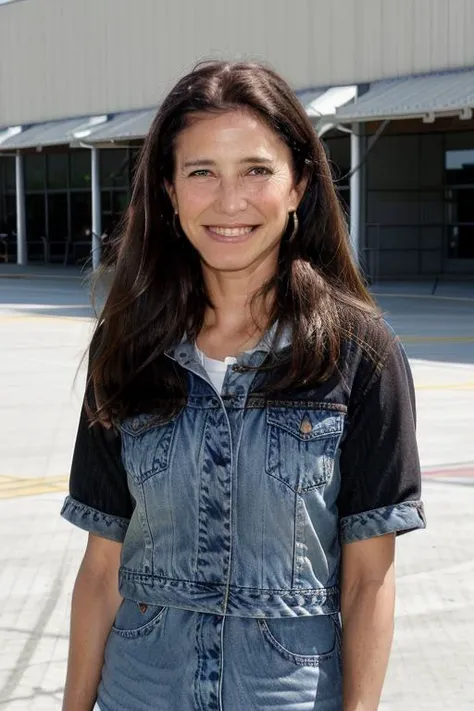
[89,60,379,425]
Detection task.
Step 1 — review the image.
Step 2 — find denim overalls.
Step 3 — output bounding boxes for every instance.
[63,327,425,711]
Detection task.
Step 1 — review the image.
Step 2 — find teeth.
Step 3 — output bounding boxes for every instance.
[208,226,254,237]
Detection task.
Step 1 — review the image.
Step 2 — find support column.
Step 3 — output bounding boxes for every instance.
[349,123,361,264]
[91,146,102,270]
[15,151,27,266]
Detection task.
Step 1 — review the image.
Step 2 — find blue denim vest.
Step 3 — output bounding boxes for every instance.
[116,334,351,619]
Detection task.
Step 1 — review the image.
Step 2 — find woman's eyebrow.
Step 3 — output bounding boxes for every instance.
[182,156,274,168]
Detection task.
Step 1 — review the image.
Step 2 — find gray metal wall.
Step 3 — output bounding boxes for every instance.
[365,132,446,278]
[1,0,474,126]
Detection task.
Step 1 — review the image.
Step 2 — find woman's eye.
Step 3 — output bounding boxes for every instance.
[248,166,271,176]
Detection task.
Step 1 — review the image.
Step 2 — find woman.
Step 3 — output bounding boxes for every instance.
[61,61,425,711]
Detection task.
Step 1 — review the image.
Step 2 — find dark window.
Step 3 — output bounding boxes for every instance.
[47,153,69,189]
[100,149,129,188]
[25,154,46,191]
[48,193,69,241]
[446,187,474,259]
[70,150,91,189]
[445,149,474,186]
[4,195,16,233]
[5,157,16,192]
[25,194,46,261]
[70,192,92,239]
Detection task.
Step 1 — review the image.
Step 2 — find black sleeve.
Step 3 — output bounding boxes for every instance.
[60,369,134,542]
[338,336,426,544]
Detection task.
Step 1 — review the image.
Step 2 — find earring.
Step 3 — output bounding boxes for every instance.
[289,210,299,241]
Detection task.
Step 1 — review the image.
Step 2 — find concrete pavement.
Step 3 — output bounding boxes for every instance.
[1,276,473,710]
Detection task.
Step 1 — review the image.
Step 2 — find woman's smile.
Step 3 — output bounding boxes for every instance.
[204,224,259,242]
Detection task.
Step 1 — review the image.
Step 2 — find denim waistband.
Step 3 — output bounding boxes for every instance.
[118,568,339,617]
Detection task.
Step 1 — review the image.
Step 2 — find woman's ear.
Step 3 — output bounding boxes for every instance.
[164,180,178,213]
[289,175,309,212]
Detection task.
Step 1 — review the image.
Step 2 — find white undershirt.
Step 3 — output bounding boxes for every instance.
[195,347,237,393]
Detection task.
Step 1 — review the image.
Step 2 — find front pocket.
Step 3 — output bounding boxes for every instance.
[112,598,167,639]
[266,407,344,492]
[119,413,178,484]
[258,614,337,667]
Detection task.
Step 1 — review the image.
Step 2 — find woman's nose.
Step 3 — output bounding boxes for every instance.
[216,179,248,215]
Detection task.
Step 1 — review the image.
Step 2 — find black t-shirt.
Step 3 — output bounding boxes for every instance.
[67,327,424,535]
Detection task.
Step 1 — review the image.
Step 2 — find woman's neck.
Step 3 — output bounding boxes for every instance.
[197,282,275,360]
[197,260,276,358]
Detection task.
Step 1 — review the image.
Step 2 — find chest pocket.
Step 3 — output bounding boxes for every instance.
[119,413,178,485]
[265,406,345,493]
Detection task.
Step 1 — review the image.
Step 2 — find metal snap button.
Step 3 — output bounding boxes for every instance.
[300,417,313,435]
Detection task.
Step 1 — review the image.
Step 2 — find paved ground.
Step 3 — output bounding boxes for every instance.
[0,275,473,710]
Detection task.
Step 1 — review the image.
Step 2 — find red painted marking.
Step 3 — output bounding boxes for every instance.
[423,465,474,479]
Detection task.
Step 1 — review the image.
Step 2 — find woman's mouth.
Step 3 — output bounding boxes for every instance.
[205,225,258,241]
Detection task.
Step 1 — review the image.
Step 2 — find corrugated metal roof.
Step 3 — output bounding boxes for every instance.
[296,88,326,112]
[0,115,108,150]
[296,86,357,118]
[84,109,157,143]
[335,68,474,122]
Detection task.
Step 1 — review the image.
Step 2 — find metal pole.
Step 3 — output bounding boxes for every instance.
[91,146,102,270]
[350,124,361,264]
[15,151,27,266]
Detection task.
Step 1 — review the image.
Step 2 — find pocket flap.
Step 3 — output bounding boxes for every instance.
[120,413,169,436]
[266,407,344,441]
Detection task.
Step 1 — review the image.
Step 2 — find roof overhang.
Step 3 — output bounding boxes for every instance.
[0,115,108,151]
[334,68,474,124]
[71,108,157,146]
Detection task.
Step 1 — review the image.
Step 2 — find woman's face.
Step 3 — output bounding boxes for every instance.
[166,109,305,276]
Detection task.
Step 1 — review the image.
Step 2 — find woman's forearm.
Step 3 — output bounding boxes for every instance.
[341,576,395,711]
[62,559,122,711]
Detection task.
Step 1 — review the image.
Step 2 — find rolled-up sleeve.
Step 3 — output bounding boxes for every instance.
[60,382,133,543]
[338,336,426,544]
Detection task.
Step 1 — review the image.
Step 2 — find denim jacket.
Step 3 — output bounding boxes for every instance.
[61,320,426,620]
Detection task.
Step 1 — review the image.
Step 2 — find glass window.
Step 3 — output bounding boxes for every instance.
[4,157,16,192]
[26,194,47,262]
[47,153,69,189]
[445,149,474,186]
[25,154,46,191]
[446,187,474,259]
[70,192,92,239]
[70,150,92,189]
[101,190,112,213]
[4,195,16,233]
[101,190,129,234]
[47,193,69,241]
[113,191,129,215]
[47,193,69,262]
[26,194,46,238]
[100,149,129,188]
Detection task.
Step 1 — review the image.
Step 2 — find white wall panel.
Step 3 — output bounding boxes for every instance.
[1,0,474,126]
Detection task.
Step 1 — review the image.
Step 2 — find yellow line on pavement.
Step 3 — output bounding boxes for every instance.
[0,475,69,499]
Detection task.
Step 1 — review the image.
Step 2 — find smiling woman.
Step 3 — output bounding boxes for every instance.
[60,60,425,711]
[164,109,305,285]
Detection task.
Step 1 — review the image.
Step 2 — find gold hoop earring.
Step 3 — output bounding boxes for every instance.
[289,210,299,241]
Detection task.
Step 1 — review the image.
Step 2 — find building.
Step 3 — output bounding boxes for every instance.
[1,0,473,280]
